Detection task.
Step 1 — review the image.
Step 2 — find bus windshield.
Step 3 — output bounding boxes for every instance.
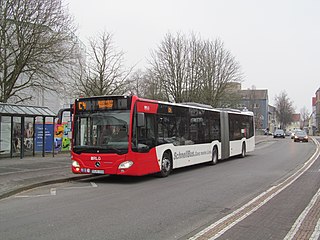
[73,110,130,154]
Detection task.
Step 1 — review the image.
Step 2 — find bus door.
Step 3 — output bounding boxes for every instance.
[220,111,230,159]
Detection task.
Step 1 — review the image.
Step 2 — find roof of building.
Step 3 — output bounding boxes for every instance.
[292,113,301,122]
[0,103,56,117]
[239,89,268,100]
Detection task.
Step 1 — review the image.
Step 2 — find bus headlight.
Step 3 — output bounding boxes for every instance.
[118,161,133,169]
[72,160,80,168]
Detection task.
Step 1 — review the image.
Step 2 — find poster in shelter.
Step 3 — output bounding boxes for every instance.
[35,124,54,152]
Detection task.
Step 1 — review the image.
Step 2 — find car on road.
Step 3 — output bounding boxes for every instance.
[293,131,309,142]
[273,129,285,138]
[291,129,300,139]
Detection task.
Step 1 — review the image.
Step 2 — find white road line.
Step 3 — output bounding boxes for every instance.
[284,187,320,240]
[15,188,56,198]
[50,188,56,196]
[60,183,97,190]
[14,183,97,198]
[189,137,320,240]
[310,217,320,240]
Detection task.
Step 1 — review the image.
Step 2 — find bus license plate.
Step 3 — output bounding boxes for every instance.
[91,170,104,174]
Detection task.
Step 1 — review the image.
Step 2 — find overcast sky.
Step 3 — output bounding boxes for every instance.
[66,0,320,113]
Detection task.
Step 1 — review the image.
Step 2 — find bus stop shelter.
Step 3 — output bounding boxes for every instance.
[0,103,56,159]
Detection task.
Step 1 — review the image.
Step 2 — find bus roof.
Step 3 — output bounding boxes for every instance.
[75,95,253,116]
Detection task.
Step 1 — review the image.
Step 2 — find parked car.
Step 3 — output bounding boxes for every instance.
[273,129,285,138]
[293,131,308,142]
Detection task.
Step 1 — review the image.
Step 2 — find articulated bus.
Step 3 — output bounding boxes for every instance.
[63,95,255,177]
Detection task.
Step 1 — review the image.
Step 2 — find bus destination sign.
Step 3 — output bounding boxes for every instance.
[76,97,130,112]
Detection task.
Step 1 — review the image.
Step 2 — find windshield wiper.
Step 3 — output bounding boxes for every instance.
[73,145,125,154]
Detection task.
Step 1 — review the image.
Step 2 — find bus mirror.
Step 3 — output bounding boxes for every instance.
[137,113,145,127]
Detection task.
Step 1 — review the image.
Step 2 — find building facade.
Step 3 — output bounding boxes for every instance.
[268,105,277,133]
[316,88,320,134]
[238,89,269,130]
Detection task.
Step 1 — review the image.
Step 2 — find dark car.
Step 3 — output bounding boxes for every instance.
[294,131,308,142]
[273,129,285,138]
[291,129,300,139]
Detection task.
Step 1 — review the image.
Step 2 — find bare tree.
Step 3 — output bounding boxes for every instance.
[0,0,77,103]
[127,69,144,96]
[71,32,133,97]
[275,91,295,129]
[148,32,189,102]
[126,68,166,100]
[300,106,310,129]
[148,32,242,105]
[183,33,204,102]
[200,39,243,107]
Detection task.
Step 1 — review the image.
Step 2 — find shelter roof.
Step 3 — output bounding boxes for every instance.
[0,103,56,117]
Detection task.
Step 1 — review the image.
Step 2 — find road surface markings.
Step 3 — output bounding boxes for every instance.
[189,137,320,240]
[60,182,98,190]
[15,188,56,198]
[284,187,320,240]
[310,218,320,240]
[14,182,97,198]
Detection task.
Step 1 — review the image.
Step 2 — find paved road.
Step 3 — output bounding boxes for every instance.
[0,136,319,240]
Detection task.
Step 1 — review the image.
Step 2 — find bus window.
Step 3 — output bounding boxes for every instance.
[135,113,156,151]
[157,115,179,145]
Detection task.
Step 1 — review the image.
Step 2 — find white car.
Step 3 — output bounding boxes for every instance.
[273,129,285,138]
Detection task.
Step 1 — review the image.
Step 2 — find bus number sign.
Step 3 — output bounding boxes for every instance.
[78,101,87,110]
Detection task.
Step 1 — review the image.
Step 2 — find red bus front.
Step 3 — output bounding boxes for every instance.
[71,95,160,176]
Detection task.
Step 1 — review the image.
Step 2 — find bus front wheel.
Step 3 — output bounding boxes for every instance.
[157,152,172,177]
[241,143,246,158]
[210,146,218,165]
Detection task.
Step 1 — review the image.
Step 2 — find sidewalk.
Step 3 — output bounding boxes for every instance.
[0,152,90,200]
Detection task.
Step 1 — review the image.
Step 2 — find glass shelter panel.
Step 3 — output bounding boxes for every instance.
[24,117,34,156]
[0,116,12,156]
[12,117,22,157]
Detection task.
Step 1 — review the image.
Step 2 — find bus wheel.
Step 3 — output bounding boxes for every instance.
[210,146,218,165]
[241,143,246,158]
[157,152,172,177]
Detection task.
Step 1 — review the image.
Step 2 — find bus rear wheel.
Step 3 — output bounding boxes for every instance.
[157,152,172,177]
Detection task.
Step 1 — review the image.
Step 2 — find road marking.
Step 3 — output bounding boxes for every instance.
[15,188,56,198]
[60,182,98,190]
[50,188,56,196]
[310,217,320,240]
[14,183,97,198]
[189,137,320,240]
[284,187,320,240]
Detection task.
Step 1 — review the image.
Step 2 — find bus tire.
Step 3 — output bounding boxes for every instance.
[210,146,218,165]
[157,151,172,178]
[240,143,246,158]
